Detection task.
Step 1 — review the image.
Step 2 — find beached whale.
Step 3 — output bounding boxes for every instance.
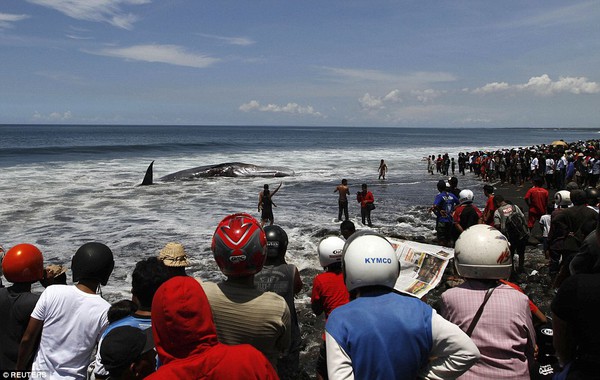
[140,161,294,185]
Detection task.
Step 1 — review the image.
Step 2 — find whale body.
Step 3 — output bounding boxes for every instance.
[140,161,294,185]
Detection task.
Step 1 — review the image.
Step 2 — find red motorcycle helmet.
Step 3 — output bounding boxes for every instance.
[2,243,44,283]
[211,213,267,277]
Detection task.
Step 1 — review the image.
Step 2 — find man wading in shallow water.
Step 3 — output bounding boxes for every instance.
[357,183,375,227]
[259,182,282,227]
[378,159,388,180]
[334,179,350,222]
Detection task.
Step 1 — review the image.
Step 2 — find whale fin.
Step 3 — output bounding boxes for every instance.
[140,161,154,186]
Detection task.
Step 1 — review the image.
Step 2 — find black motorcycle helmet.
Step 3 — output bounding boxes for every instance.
[586,187,599,207]
[264,225,288,259]
[72,242,114,285]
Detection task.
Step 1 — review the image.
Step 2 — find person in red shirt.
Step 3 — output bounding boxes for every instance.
[356,183,375,227]
[524,177,549,230]
[311,236,350,380]
[482,184,496,226]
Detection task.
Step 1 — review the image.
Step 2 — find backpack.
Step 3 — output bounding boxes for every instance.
[504,207,529,242]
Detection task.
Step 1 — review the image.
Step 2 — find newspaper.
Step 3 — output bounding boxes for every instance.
[388,238,454,299]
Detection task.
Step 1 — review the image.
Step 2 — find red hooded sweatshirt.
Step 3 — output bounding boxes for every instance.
[148,277,279,379]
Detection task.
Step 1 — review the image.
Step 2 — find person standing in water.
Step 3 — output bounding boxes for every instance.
[334,179,350,222]
[357,184,375,227]
[259,182,282,227]
[378,159,388,180]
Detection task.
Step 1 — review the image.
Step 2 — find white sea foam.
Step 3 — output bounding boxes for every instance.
[2,148,455,300]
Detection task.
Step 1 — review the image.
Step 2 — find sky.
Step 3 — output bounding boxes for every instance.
[1,1,600,127]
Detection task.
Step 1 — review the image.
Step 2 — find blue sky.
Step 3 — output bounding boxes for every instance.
[1,1,599,127]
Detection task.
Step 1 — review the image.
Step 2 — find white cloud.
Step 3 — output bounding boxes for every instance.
[359,93,383,110]
[0,13,30,28]
[199,34,255,46]
[383,89,402,102]
[26,0,150,29]
[92,44,220,68]
[239,100,323,117]
[239,100,260,112]
[472,75,600,96]
[359,90,403,110]
[360,88,449,110]
[33,110,72,121]
[518,75,600,95]
[472,82,510,95]
[411,89,446,103]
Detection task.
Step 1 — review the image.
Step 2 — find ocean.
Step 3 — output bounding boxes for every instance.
[0,125,596,300]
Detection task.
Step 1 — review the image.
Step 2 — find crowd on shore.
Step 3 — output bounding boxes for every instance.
[424,137,600,379]
[1,138,600,380]
[429,138,600,190]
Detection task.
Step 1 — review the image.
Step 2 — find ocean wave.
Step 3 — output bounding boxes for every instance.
[0,141,238,158]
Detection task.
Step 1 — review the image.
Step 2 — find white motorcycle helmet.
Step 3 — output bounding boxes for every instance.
[342,231,399,292]
[458,189,474,205]
[554,190,571,207]
[454,224,512,280]
[318,236,345,267]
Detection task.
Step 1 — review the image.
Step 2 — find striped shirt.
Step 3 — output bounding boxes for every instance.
[203,281,291,368]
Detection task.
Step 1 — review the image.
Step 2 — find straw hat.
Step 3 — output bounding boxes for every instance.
[158,242,190,267]
[46,264,67,278]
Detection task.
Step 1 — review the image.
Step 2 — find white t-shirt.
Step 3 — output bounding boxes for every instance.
[530,157,539,171]
[539,214,552,238]
[545,158,555,174]
[31,285,110,380]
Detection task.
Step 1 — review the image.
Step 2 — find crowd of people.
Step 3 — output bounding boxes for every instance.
[425,138,600,379]
[429,139,600,189]
[1,140,600,379]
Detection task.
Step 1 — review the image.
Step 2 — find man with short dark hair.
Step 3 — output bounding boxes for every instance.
[100,326,156,380]
[448,176,461,198]
[340,220,356,240]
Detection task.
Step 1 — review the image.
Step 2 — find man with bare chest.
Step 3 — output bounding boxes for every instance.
[334,179,350,221]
